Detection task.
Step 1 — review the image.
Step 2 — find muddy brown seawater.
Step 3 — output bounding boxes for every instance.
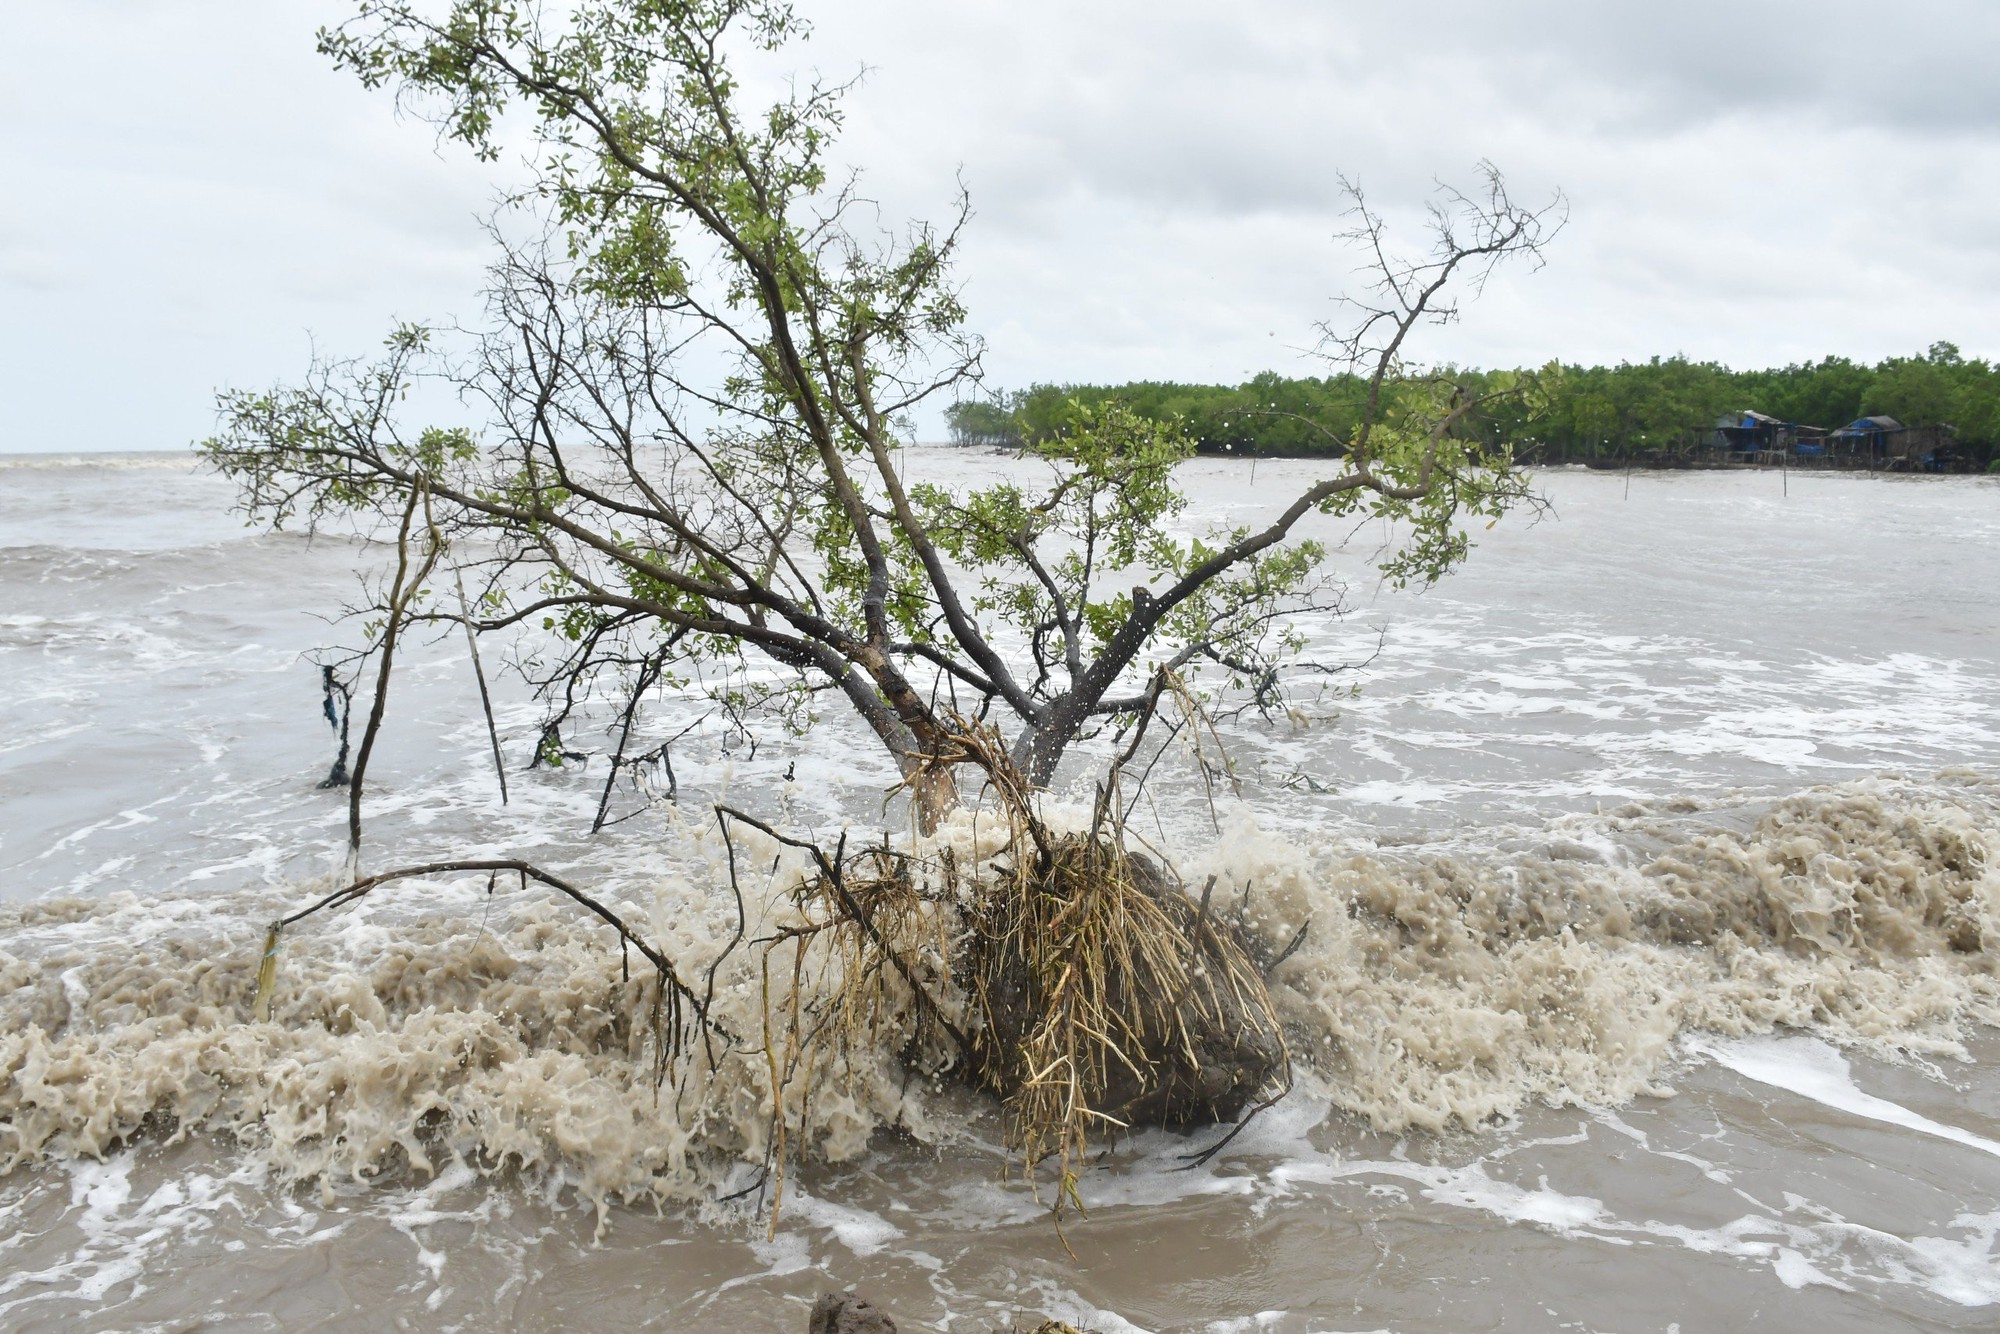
[3,453,1999,1329]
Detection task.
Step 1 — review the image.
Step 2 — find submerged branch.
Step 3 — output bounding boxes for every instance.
[347,483,442,862]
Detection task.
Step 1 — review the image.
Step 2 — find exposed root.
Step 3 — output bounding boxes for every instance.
[962,825,1288,1216]
[738,722,1291,1227]
[241,724,1291,1234]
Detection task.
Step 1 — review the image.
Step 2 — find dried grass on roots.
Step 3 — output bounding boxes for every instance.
[761,723,1290,1225]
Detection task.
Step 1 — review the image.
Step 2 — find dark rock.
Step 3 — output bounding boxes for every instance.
[808,1289,897,1334]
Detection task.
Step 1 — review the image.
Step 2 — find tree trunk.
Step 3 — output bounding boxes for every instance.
[1015,710,1080,790]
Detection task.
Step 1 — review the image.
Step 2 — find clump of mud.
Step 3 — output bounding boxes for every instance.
[2,773,1996,1214]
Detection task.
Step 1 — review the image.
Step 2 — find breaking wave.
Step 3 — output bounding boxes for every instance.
[0,452,199,472]
[2,772,1995,1218]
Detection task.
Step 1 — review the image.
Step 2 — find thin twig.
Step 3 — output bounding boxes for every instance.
[347,482,441,863]
[279,856,724,1045]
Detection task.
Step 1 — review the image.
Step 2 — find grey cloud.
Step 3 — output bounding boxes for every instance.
[1488,1,2000,136]
[820,0,2000,222]
[1261,1,2000,138]
[3,0,1999,453]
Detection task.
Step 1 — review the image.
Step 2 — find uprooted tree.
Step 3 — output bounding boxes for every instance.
[204,0,1561,1213]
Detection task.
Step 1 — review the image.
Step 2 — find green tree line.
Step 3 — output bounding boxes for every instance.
[949,342,2000,470]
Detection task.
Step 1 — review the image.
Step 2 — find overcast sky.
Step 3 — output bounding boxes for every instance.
[5,1,1999,452]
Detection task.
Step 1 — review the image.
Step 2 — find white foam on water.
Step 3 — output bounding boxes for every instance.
[1262,1146,2000,1307]
[1206,1316,1380,1334]
[776,1185,906,1257]
[1906,1212,2000,1307]
[386,1159,489,1293]
[6,461,2000,1326]
[1587,1105,1735,1186]
[1002,1277,1156,1334]
[1270,1154,1610,1236]
[0,1153,287,1321]
[1333,779,1455,807]
[717,1230,814,1293]
[1690,1034,2000,1161]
